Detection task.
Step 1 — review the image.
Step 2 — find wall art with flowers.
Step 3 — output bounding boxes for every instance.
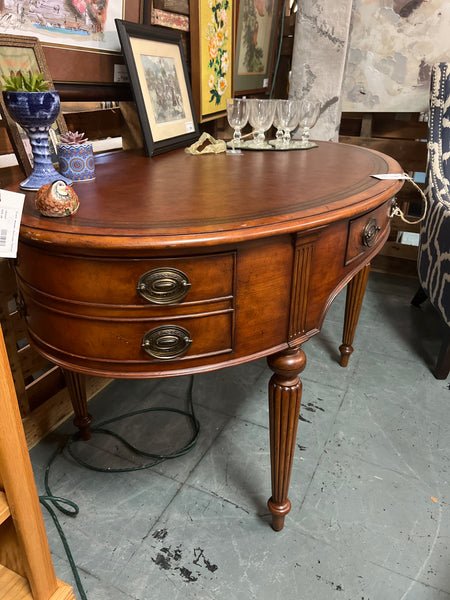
[190,0,234,122]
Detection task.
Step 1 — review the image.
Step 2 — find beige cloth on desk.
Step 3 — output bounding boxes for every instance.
[185,132,227,155]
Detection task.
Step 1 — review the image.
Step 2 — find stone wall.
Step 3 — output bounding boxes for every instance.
[342,0,450,113]
[289,0,353,141]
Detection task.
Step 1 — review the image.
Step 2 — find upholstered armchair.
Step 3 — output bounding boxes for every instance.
[412,62,450,379]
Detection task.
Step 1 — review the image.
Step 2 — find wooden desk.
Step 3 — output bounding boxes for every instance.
[13,142,402,531]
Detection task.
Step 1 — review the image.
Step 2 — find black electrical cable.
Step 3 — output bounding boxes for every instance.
[39,374,199,600]
[66,375,199,472]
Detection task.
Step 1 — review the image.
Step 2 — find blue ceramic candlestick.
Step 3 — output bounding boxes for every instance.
[2,90,72,191]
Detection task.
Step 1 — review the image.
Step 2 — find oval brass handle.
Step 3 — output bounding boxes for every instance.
[362,218,381,247]
[137,268,191,304]
[142,326,192,360]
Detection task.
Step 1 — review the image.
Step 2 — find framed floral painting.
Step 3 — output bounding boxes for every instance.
[190,0,234,123]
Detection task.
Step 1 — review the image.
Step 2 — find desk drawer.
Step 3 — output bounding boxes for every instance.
[17,249,235,307]
[25,305,234,363]
[345,201,391,265]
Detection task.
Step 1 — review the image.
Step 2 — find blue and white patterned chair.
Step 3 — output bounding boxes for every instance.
[412,62,450,378]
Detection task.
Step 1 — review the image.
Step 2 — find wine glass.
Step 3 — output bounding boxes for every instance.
[248,99,277,148]
[297,100,320,148]
[226,98,249,150]
[271,99,301,148]
[272,100,285,145]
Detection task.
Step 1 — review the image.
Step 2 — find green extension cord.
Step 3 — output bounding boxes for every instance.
[39,375,200,600]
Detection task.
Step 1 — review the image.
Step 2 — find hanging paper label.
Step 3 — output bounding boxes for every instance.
[371,173,412,180]
[0,189,25,258]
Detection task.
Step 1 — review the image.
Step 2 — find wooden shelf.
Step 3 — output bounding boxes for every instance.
[0,327,76,600]
[0,567,75,600]
[0,492,10,525]
[0,565,33,600]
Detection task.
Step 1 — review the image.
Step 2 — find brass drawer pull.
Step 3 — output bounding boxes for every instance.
[142,326,192,360]
[362,218,381,247]
[137,268,191,304]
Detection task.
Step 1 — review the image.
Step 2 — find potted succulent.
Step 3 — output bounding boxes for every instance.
[58,130,95,181]
[1,70,72,190]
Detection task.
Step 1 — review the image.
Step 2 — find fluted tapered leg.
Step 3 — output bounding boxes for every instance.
[63,369,92,440]
[339,263,371,367]
[267,346,306,531]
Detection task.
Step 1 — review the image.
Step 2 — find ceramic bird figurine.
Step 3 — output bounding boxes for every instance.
[35,180,79,217]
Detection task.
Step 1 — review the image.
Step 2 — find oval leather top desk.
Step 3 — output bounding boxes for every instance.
[14,141,403,530]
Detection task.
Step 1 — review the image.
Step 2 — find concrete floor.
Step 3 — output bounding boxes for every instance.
[30,271,450,600]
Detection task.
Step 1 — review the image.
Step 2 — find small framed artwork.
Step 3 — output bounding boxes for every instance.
[115,19,199,156]
[190,0,234,123]
[234,0,283,95]
[0,34,67,176]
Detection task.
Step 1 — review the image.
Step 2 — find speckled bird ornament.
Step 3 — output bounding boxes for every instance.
[35,180,79,217]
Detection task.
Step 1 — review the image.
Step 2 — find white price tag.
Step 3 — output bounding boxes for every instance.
[185,121,195,133]
[372,173,411,180]
[0,189,25,258]
[114,64,129,83]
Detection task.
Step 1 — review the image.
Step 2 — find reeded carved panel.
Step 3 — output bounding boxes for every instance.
[288,230,323,342]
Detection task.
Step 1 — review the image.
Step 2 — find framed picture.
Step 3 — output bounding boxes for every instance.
[115,19,199,156]
[0,1,142,86]
[234,0,282,95]
[0,1,125,53]
[0,34,68,176]
[147,0,189,16]
[190,0,234,123]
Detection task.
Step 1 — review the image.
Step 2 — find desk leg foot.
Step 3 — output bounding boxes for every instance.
[339,263,370,367]
[63,369,92,440]
[267,346,306,531]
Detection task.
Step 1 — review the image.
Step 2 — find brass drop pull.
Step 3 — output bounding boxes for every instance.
[137,268,191,304]
[362,218,381,247]
[141,326,193,360]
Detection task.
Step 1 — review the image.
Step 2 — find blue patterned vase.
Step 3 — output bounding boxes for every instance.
[58,143,95,181]
[2,90,72,190]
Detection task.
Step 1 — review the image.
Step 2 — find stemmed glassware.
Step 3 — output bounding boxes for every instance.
[224,97,319,151]
[271,99,301,148]
[248,98,277,149]
[273,105,285,146]
[226,98,249,150]
[297,99,320,148]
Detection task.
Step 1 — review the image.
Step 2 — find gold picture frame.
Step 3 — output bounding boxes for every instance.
[115,19,199,156]
[0,34,67,176]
